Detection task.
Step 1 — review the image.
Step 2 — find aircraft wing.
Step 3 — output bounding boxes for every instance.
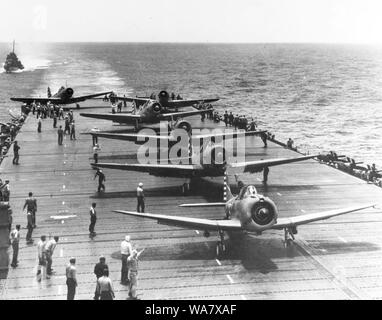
[70,91,113,103]
[114,210,242,231]
[272,204,375,230]
[192,130,267,140]
[80,112,141,124]
[166,98,219,108]
[179,202,227,207]
[159,109,211,121]
[89,130,267,143]
[10,97,62,104]
[115,96,149,104]
[230,155,317,173]
[89,132,172,142]
[93,162,203,177]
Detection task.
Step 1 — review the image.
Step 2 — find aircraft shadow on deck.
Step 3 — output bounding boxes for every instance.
[109,233,380,275]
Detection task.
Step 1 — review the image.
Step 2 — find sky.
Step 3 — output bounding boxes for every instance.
[0,0,382,43]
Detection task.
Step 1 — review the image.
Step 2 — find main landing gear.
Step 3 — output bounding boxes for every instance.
[215,229,226,258]
[283,226,297,248]
[181,182,191,195]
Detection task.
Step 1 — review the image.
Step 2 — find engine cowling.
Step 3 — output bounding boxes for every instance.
[158,90,170,105]
[244,197,278,232]
[64,87,74,99]
[174,120,192,134]
[151,102,162,114]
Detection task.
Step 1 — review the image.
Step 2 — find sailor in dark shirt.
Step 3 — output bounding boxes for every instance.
[12,141,20,165]
[93,256,108,300]
[94,169,106,192]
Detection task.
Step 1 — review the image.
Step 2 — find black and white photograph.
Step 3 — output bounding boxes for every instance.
[1,0,382,307]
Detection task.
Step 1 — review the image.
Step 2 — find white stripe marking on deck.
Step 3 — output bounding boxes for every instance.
[338,236,348,243]
[277,192,282,196]
[195,230,199,234]
[60,248,63,257]
[62,201,65,205]
[241,295,247,300]
[300,209,306,213]
[256,177,261,182]
[215,259,222,266]
[226,275,234,284]
[62,185,66,189]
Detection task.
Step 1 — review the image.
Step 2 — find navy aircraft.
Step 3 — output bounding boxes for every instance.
[114,176,374,257]
[92,128,317,192]
[11,86,112,106]
[80,101,212,130]
[110,90,219,109]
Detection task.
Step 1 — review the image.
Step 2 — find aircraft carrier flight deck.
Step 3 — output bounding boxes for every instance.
[1,99,382,300]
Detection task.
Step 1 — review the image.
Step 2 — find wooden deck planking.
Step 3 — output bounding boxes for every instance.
[1,100,382,299]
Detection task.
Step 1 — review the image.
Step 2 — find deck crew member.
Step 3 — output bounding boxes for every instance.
[23,192,37,228]
[66,258,77,300]
[89,202,97,237]
[45,236,59,276]
[2,180,10,202]
[93,256,109,300]
[287,138,294,149]
[137,182,145,213]
[93,144,100,164]
[36,235,48,281]
[96,269,115,300]
[260,131,268,147]
[121,235,132,285]
[12,141,20,165]
[223,111,229,127]
[37,117,42,133]
[127,249,145,299]
[70,121,76,140]
[64,116,70,135]
[94,169,106,192]
[53,112,57,128]
[25,211,34,244]
[10,224,20,268]
[58,106,64,120]
[57,125,64,145]
[228,112,234,126]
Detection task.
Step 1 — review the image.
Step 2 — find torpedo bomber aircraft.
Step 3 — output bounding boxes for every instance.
[11,86,112,106]
[114,175,374,257]
[80,91,215,130]
[92,127,317,192]
[110,90,219,109]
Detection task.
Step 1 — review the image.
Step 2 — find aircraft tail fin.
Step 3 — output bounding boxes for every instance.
[223,172,233,202]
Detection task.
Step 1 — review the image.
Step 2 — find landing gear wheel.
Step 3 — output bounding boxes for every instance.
[216,242,226,258]
[181,183,190,195]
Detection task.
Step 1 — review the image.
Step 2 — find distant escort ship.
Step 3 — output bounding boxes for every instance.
[3,41,24,73]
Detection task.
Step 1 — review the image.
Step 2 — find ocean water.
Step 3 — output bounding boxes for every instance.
[1,42,382,167]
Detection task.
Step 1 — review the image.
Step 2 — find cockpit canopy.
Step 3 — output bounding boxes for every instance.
[238,185,258,200]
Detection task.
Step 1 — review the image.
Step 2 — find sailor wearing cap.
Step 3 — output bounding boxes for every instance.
[137,183,145,213]
[120,235,132,285]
